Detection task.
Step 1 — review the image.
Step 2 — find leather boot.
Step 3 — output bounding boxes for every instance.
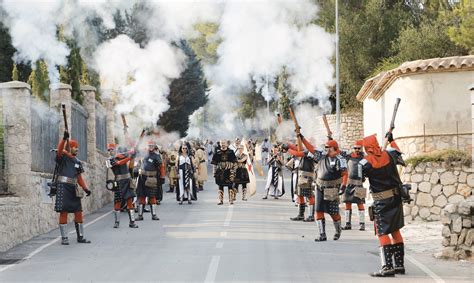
[242,187,247,201]
[217,190,224,205]
[113,210,120,228]
[75,222,91,243]
[314,219,327,242]
[358,210,365,231]
[59,224,69,245]
[304,204,315,222]
[370,245,395,277]
[342,209,352,230]
[333,220,342,240]
[229,189,234,205]
[151,204,160,220]
[128,210,139,228]
[291,204,305,221]
[393,243,406,274]
[166,185,174,193]
[136,204,144,221]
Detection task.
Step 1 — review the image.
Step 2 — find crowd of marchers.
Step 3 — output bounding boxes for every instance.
[50,127,412,278]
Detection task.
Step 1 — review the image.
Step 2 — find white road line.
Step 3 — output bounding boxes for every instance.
[204,255,220,283]
[0,210,112,274]
[223,205,233,227]
[406,255,445,283]
[215,242,224,249]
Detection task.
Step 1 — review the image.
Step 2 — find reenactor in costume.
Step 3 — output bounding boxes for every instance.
[107,144,139,229]
[261,138,270,165]
[341,140,366,231]
[55,131,91,245]
[262,145,285,200]
[285,155,299,204]
[136,140,162,221]
[158,145,167,201]
[195,143,208,191]
[298,135,347,242]
[360,134,406,277]
[287,142,316,222]
[177,143,196,205]
[211,139,237,205]
[234,145,250,201]
[166,145,179,193]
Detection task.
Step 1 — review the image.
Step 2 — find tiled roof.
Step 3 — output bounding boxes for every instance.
[356,55,474,101]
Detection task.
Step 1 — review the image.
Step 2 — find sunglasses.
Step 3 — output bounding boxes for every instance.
[353,147,362,150]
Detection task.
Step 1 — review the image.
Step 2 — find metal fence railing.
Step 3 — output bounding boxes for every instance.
[71,101,88,162]
[31,100,60,173]
[0,94,6,194]
[95,104,107,152]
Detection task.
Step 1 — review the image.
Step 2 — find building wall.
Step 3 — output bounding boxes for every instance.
[0,82,115,252]
[310,112,364,150]
[363,71,473,157]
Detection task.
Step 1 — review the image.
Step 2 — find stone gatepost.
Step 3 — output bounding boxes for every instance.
[81,85,97,164]
[471,87,474,166]
[0,81,32,197]
[50,83,72,136]
[102,97,115,145]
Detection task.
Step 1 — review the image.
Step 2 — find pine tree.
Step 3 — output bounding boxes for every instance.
[27,60,49,102]
[158,41,208,137]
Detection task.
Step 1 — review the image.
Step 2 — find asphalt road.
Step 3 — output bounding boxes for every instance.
[0,172,472,282]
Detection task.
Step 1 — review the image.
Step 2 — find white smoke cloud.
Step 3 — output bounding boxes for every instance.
[1,0,68,82]
[94,34,186,123]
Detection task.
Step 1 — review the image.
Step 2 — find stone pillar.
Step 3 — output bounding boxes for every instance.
[471,87,474,166]
[49,83,72,136]
[102,97,115,145]
[81,85,97,164]
[0,81,32,197]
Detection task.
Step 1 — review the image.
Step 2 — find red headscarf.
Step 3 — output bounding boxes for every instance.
[362,135,389,168]
[69,139,79,148]
[326,140,340,155]
[107,143,116,151]
[354,140,363,147]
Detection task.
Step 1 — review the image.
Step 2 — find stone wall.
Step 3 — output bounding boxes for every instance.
[439,200,473,260]
[402,162,474,223]
[0,81,115,252]
[312,112,364,150]
[396,134,472,159]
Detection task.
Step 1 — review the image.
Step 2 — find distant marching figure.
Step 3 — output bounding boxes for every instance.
[177,143,195,205]
[262,145,285,200]
[234,145,250,201]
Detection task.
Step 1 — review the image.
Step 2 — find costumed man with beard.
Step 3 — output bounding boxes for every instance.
[341,140,367,231]
[298,134,347,241]
[55,131,91,245]
[136,140,162,221]
[234,145,250,201]
[195,142,208,191]
[211,139,237,205]
[361,134,407,277]
[262,144,285,200]
[107,144,139,229]
[166,145,179,193]
[177,142,196,205]
[287,141,316,222]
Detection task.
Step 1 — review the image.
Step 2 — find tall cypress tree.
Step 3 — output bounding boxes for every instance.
[158,41,208,137]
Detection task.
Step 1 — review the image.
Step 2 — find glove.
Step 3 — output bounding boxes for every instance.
[84,188,91,197]
[385,132,394,142]
[63,131,70,140]
[297,132,304,140]
[339,185,346,195]
[327,136,333,141]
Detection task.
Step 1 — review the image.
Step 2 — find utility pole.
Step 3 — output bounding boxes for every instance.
[335,0,341,139]
[266,74,271,140]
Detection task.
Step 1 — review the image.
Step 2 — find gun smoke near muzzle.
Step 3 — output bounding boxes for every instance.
[1,0,335,143]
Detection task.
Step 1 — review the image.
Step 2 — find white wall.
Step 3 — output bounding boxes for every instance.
[363,71,473,148]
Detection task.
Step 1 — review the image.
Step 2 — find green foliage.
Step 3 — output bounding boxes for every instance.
[238,80,268,119]
[189,22,220,65]
[445,0,474,53]
[158,41,209,137]
[276,69,294,120]
[27,60,50,102]
[0,22,15,83]
[405,149,471,167]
